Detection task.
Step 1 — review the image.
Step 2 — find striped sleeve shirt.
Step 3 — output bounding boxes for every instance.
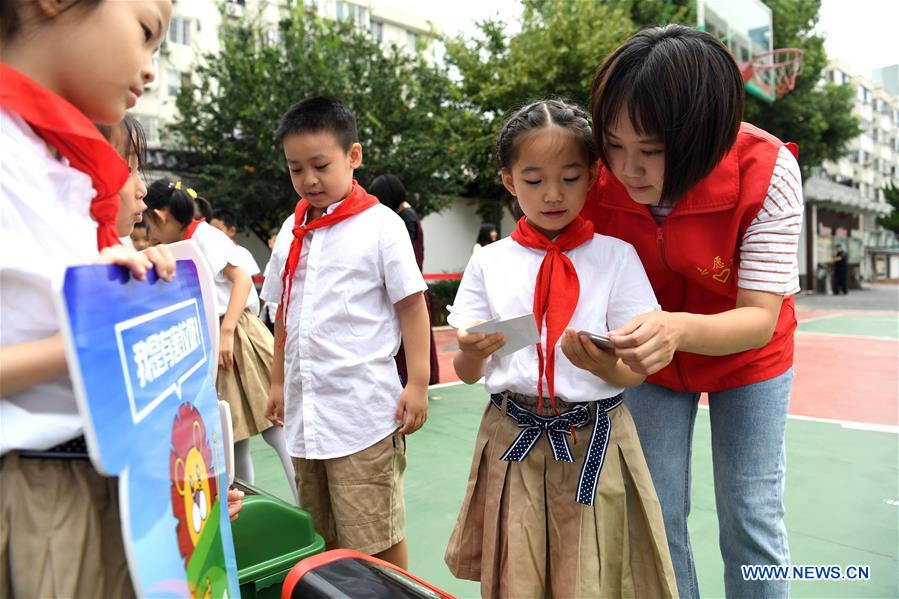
[737,146,803,295]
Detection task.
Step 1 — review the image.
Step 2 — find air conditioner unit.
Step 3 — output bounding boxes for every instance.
[225,3,243,18]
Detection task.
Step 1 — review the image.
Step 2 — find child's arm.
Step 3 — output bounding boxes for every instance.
[0,246,176,396]
[453,330,506,384]
[0,335,68,396]
[394,291,429,434]
[265,315,285,427]
[219,263,253,371]
[560,329,645,388]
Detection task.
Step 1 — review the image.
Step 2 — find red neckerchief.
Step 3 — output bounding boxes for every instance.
[181,218,206,240]
[510,216,594,413]
[278,181,378,342]
[0,64,127,250]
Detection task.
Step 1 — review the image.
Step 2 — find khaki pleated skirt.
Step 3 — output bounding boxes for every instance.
[445,392,678,599]
[216,309,274,441]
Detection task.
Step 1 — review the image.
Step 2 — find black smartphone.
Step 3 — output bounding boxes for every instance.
[577,331,614,350]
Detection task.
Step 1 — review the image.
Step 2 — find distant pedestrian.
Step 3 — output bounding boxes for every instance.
[369,173,440,386]
[832,243,849,295]
[473,222,498,254]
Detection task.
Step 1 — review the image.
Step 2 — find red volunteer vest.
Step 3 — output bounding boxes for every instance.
[581,122,798,392]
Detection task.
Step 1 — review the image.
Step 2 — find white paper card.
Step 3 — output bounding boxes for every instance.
[467,313,539,357]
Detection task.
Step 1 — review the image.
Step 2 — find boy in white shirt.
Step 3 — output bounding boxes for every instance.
[261,96,429,569]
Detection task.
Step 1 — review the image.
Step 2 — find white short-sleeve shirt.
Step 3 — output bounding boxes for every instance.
[0,109,99,454]
[190,221,260,316]
[260,201,427,459]
[449,234,659,402]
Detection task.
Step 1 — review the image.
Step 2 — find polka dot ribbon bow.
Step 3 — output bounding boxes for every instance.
[490,392,623,506]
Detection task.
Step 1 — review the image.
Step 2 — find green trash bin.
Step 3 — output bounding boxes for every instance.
[230,483,326,599]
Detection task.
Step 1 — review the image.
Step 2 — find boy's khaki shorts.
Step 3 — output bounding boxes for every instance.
[0,452,135,598]
[292,432,406,555]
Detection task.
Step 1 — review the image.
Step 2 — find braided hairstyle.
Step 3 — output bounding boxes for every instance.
[496,99,598,171]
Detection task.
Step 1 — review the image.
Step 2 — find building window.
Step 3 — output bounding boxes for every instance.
[168,16,192,46]
[857,85,870,103]
[166,68,181,97]
[406,30,417,53]
[336,1,369,28]
[134,114,160,146]
[371,20,383,42]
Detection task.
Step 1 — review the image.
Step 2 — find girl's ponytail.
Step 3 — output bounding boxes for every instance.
[145,178,196,227]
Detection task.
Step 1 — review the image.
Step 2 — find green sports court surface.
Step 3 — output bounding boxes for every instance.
[249,308,898,598]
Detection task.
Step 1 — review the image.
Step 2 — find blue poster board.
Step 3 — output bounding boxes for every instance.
[57,260,238,598]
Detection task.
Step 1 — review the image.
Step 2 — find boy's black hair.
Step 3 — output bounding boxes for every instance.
[97,114,148,171]
[145,178,196,228]
[212,208,237,230]
[496,99,597,171]
[1,0,101,42]
[591,25,744,203]
[368,174,406,211]
[275,96,358,150]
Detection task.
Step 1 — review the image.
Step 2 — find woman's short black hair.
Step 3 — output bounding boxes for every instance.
[275,96,358,150]
[145,178,196,228]
[590,25,744,202]
[369,174,406,211]
[496,99,597,171]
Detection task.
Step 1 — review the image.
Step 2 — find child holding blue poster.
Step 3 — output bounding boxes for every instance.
[0,1,176,596]
[144,180,298,502]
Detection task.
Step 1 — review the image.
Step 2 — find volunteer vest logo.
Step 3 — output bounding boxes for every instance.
[696,255,733,284]
[170,402,225,599]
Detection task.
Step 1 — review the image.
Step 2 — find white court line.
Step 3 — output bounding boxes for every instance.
[697,403,898,433]
[430,381,898,434]
[796,313,846,325]
[429,380,467,390]
[795,330,898,342]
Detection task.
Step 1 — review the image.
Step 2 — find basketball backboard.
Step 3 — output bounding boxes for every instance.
[697,0,775,102]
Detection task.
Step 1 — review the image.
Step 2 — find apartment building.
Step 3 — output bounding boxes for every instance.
[800,60,898,286]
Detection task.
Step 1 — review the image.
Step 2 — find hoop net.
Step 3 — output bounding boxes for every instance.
[743,48,805,99]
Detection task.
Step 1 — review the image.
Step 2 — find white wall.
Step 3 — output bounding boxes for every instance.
[420,197,517,274]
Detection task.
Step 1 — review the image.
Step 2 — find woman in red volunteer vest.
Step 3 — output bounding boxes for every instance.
[582,26,802,599]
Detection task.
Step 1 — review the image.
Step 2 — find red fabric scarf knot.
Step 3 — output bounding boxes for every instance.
[0,65,128,251]
[510,216,594,413]
[277,181,378,345]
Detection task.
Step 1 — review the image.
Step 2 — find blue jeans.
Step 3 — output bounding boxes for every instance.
[624,369,792,599]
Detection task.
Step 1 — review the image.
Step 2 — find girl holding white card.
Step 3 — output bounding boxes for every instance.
[444,99,676,598]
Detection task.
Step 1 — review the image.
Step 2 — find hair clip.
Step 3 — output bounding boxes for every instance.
[171,180,198,199]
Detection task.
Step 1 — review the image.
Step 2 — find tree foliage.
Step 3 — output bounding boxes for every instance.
[170,6,473,239]
[170,0,860,237]
[444,0,634,225]
[876,184,899,236]
[446,0,859,223]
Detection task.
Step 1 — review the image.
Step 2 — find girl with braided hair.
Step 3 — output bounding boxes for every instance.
[444,99,676,597]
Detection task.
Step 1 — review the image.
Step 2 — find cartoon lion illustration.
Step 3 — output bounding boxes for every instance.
[170,402,225,598]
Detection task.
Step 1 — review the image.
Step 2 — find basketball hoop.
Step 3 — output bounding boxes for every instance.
[742,48,805,100]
